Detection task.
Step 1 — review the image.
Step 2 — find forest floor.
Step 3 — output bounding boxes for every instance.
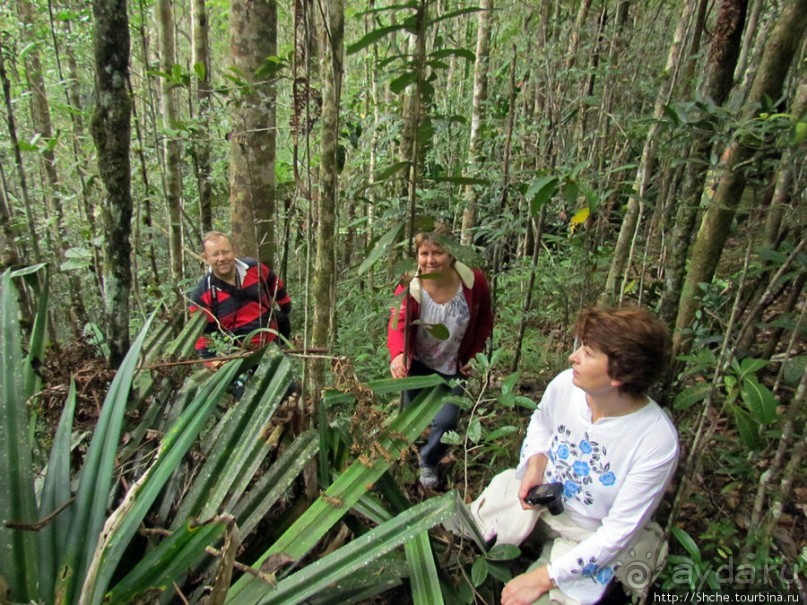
[34,341,806,603]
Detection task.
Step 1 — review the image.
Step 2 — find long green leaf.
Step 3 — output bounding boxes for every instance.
[227,384,450,604]
[59,310,160,604]
[232,431,319,537]
[740,375,778,424]
[0,270,38,602]
[406,531,444,605]
[367,373,446,395]
[347,23,409,55]
[38,379,78,599]
[173,348,289,525]
[257,493,461,604]
[80,361,240,605]
[357,222,404,275]
[104,518,229,603]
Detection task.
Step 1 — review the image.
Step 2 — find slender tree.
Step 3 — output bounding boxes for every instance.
[673,0,807,357]
[91,0,133,367]
[659,0,748,327]
[459,0,492,246]
[191,0,214,233]
[229,0,278,264]
[157,0,184,286]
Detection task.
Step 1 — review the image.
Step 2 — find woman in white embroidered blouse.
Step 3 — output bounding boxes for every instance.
[494,306,679,605]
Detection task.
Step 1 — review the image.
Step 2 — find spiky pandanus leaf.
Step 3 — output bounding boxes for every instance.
[256,492,462,604]
[172,346,292,527]
[406,531,444,605]
[0,270,39,602]
[78,360,240,605]
[102,516,230,604]
[56,309,160,604]
[227,383,450,604]
[37,379,78,599]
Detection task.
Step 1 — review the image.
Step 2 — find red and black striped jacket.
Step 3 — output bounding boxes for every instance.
[189,258,291,358]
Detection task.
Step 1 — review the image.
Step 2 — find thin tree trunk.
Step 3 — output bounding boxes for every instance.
[157,0,185,286]
[659,0,748,328]
[191,0,213,233]
[459,0,492,246]
[673,0,807,358]
[19,0,88,337]
[0,42,42,264]
[311,0,344,481]
[601,0,697,303]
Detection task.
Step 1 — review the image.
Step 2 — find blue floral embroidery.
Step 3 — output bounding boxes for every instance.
[572,557,614,585]
[573,461,590,477]
[564,480,581,498]
[597,567,615,584]
[549,425,616,507]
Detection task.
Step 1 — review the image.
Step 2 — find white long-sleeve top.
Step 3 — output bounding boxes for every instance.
[516,369,679,603]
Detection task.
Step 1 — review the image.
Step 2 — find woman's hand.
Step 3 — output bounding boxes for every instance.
[518,454,548,510]
[389,353,408,378]
[501,565,553,605]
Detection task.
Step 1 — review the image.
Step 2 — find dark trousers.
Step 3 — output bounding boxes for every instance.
[404,359,464,468]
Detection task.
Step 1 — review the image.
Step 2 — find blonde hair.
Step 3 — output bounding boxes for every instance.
[201,230,231,251]
[413,223,454,254]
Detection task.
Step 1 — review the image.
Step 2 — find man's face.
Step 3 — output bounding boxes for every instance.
[202,236,236,282]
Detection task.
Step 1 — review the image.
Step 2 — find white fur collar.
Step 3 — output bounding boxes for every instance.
[409,261,474,303]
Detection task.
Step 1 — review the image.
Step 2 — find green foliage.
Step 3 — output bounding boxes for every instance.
[675,353,779,450]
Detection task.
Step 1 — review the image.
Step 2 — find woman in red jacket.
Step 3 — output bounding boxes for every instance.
[388,225,493,488]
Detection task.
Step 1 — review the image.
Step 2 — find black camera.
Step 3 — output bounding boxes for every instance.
[524,482,564,515]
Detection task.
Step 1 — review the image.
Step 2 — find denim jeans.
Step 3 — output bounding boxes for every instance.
[404,358,464,468]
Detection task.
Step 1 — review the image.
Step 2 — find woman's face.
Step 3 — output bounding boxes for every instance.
[417,241,452,276]
[568,342,618,395]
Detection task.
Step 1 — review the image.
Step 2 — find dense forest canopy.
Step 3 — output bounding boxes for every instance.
[0,0,805,603]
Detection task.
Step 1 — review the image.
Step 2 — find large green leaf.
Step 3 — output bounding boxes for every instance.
[104,517,230,603]
[0,270,39,602]
[673,382,711,410]
[37,380,78,599]
[80,360,240,605]
[227,384,451,604]
[347,23,409,55]
[740,375,778,425]
[58,309,160,604]
[406,531,444,605]
[232,431,319,537]
[256,493,462,604]
[732,407,763,450]
[173,348,290,525]
[357,222,404,275]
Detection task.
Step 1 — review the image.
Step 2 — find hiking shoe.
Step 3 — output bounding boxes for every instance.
[419,466,439,489]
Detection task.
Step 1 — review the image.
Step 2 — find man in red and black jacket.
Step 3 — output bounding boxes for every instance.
[190,231,292,369]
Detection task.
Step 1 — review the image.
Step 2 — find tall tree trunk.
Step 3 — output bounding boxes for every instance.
[229,0,278,265]
[157,0,185,286]
[310,0,344,481]
[19,0,88,337]
[659,0,748,327]
[91,10,132,369]
[459,0,492,246]
[0,42,42,264]
[673,0,807,357]
[191,0,213,233]
[601,0,697,303]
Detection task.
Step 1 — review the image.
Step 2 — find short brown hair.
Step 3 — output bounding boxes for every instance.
[574,306,669,397]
